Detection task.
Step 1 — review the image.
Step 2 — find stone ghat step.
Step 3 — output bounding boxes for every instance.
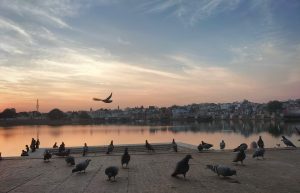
[46,143,174,154]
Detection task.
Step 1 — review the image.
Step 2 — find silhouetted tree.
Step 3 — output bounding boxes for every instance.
[0,108,17,119]
[78,111,91,120]
[48,108,65,120]
[267,101,283,113]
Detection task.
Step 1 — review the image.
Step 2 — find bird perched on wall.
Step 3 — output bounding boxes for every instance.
[233,143,248,152]
[145,140,155,152]
[198,141,213,151]
[281,136,296,148]
[206,165,237,177]
[171,154,192,179]
[172,139,178,152]
[65,156,75,166]
[72,159,91,173]
[105,166,119,181]
[106,140,114,154]
[252,148,265,159]
[220,140,225,150]
[43,150,52,162]
[93,92,113,103]
[233,149,246,165]
[121,148,130,168]
[56,149,71,157]
[257,136,264,148]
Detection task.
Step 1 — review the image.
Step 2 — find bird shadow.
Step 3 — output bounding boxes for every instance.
[220,177,241,184]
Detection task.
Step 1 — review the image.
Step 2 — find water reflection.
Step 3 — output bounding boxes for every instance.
[0,121,299,156]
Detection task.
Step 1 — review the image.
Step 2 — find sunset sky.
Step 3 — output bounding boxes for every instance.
[0,0,300,112]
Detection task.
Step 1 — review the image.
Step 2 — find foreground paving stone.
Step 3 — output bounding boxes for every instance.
[0,148,299,193]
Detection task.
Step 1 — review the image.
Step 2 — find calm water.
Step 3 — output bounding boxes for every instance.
[1,121,299,156]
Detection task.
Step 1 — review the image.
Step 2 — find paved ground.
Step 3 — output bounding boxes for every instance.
[0,148,299,193]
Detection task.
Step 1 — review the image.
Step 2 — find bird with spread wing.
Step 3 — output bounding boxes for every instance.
[93,92,113,103]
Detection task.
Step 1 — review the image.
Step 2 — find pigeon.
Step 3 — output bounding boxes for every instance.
[220,140,225,150]
[281,136,296,148]
[233,143,248,152]
[295,127,300,135]
[65,156,75,166]
[250,141,258,149]
[257,136,264,148]
[93,92,113,103]
[56,149,71,157]
[105,166,119,181]
[72,159,91,173]
[43,150,52,162]
[233,149,246,165]
[145,140,155,152]
[201,141,213,150]
[206,165,237,177]
[106,140,114,154]
[171,154,192,178]
[121,148,130,168]
[172,139,178,152]
[252,148,265,159]
[198,144,204,151]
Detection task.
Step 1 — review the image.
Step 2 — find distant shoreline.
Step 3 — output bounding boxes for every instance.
[0,117,299,127]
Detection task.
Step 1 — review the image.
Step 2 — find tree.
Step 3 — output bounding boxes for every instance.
[267,101,283,113]
[78,111,91,120]
[48,108,65,120]
[0,108,17,119]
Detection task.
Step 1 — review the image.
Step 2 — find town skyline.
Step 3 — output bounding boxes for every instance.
[1,1,300,112]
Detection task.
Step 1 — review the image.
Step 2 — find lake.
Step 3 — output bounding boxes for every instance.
[1,121,299,156]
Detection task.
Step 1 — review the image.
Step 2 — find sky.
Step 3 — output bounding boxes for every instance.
[0,0,300,112]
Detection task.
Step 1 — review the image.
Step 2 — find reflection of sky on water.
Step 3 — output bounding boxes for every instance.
[0,121,299,156]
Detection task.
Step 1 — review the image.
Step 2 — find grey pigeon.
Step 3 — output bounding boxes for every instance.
[206,165,237,177]
[220,140,225,150]
[233,143,248,152]
[250,141,258,149]
[145,140,155,152]
[198,144,203,151]
[121,148,130,168]
[105,166,119,181]
[281,136,296,148]
[172,139,178,152]
[65,156,75,166]
[43,150,52,162]
[252,148,265,159]
[171,154,192,178]
[106,140,114,154]
[233,149,246,165]
[257,136,264,148]
[72,159,91,173]
[201,141,213,149]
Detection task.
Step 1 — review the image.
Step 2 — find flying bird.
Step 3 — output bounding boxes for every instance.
[172,139,178,152]
[281,136,296,148]
[233,149,246,165]
[257,136,264,148]
[43,150,52,162]
[252,148,265,159]
[93,93,113,103]
[105,166,119,181]
[72,159,91,173]
[121,148,130,168]
[220,140,225,150]
[206,165,237,177]
[171,154,192,179]
[65,156,75,166]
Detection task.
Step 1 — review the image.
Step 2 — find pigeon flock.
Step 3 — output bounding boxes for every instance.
[10,133,297,183]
